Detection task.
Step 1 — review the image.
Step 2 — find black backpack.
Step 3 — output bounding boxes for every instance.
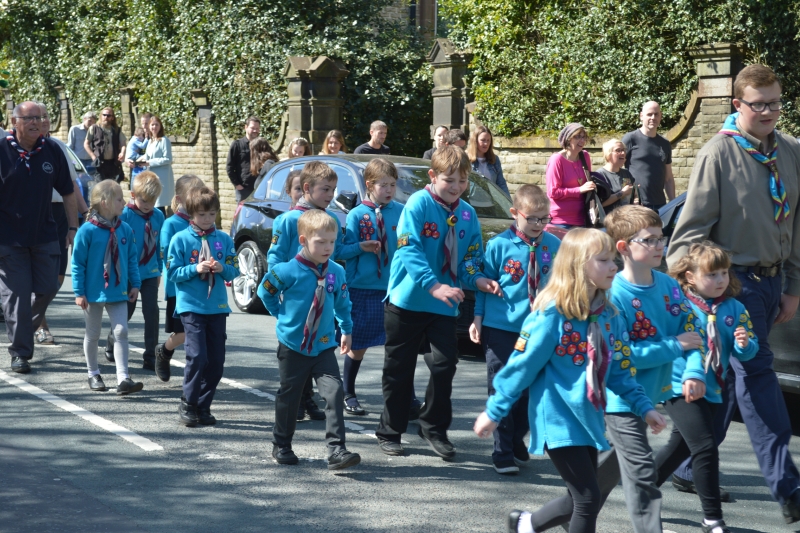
[578,152,607,229]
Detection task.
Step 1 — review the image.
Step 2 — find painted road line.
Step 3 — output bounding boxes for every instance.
[0,369,163,452]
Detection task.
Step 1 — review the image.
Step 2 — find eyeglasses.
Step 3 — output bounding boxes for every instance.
[572,134,588,141]
[629,236,668,248]
[102,113,114,117]
[517,211,552,225]
[739,99,784,113]
[13,116,43,123]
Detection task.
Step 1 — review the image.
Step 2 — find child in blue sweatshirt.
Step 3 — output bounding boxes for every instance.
[339,158,403,415]
[469,184,561,475]
[654,241,758,533]
[104,171,164,369]
[72,180,143,395]
[258,209,361,471]
[167,186,239,427]
[375,145,502,460]
[154,174,204,382]
[474,228,666,533]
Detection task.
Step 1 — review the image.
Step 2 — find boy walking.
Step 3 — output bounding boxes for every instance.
[353,120,390,155]
[258,210,361,471]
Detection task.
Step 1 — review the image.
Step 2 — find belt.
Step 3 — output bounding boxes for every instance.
[731,264,782,278]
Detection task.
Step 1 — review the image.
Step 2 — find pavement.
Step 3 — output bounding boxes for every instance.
[2,278,800,533]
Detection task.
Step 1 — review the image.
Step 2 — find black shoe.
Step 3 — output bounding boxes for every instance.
[105,333,115,362]
[272,444,299,465]
[179,397,199,427]
[507,510,524,533]
[409,399,422,421]
[11,356,31,374]
[88,375,107,391]
[142,358,155,371]
[378,439,405,456]
[197,407,217,426]
[494,459,520,475]
[328,449,361,471]
[154,343,171,382]
[672,474,730,502]
[417,426,456,460]
[513,440,530,466]
[344,395,366,416]
[296,403,306,421]
[116,378,143,396]
[701,519,730,533]
[304,398,326,420]
[782,490,800,524]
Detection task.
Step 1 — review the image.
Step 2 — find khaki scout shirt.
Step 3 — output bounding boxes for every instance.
[666,123,800,296]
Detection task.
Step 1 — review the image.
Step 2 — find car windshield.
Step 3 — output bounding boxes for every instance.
[394,165,512,219]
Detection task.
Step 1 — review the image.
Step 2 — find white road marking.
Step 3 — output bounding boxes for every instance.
[0,369,163,452]
[0,343,60,348]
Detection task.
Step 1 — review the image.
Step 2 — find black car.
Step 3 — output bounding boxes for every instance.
[660,192,800,395]
[228,154,515,337]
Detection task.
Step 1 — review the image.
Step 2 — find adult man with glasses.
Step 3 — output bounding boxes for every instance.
[0,101,78,374]
[83,107,126,182]
[667,64,800,524]
[622,101,675,212]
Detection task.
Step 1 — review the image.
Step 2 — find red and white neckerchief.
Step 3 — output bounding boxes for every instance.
[126,203,157,265]
[191,223,216,298]
[360,200,389,278]
[295,253,329,354]
[586,293,611,410]
[425,185,460,283]
[175,208,191,222]
[510,224,543,311]
[684,289,727,388]
[6,130,45,173]
[88,212,122,288]
[292,197,317,212]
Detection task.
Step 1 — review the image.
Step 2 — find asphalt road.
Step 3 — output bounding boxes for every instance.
[2,278,800,533]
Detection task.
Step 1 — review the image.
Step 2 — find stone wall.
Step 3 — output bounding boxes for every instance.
[381,0,409,25]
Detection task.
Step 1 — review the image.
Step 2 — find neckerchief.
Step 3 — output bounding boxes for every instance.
[719,112,789,224]
[361,199,389,278]
[425,185,460,283]
[510,225,543,311]
[6,130,45,173]
[175,208,191,222]
[684,289,727,388]
[586,293,611,410]
[88,212,122,288]
[191,222,216,298]
[295,253,329,354]
[127,203,156,265]
[292,197,318,212]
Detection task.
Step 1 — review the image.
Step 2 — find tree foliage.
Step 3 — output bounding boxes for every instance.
[0,0,433,155]
[439,0,800,136]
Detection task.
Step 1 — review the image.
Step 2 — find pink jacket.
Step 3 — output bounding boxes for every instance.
[546,151,591,227]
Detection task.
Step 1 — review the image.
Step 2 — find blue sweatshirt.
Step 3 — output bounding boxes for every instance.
[267,207,355,266]
[257,257,353,356]
[486,303,654,455]
[341,200,403,290]
[120,206,165,281]
[166,227,240,315]
[72,221,141,303]
[474,228,561,333]
[387,189,486,317]
[606,270,701,413]
[672,297,759,403]
[160,213,191,298]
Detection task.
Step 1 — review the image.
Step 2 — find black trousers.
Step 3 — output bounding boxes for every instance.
[97,159,124,183]
[376,303,458,442]
[181,312,226,409]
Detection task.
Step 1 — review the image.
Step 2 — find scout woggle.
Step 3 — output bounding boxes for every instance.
[447,214,458,226]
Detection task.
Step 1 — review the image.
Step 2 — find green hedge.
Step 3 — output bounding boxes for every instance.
[0,0,433,156]
[439,0,800,137]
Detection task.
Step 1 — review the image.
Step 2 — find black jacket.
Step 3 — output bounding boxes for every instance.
[226,137,256,188]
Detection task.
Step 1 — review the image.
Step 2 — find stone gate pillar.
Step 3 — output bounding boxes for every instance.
[3,89,14,126]
[51,85,71,139]
[426,38,473,141]
[119,85,138,138]
[687,43,744,138]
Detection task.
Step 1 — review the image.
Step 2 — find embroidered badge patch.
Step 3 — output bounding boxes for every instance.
[621,359,631,369]
[421,222,440,239]
[326,273,335,293]
[672,287,682,300]
[215,241,223,250]
[556,346,566,356]
[563,321,573,332]
[216,252,223,260]
[192,250,199,257]
[459,229,465,239]
[397,233,410,248]
[541,252,551,263]
[514,337,527,352]
[670,303,681,316]
[572,354,585,366]
[724,315,734,327]
[271,235,279,245]
[359,214,375,240]
[542,246,548,252]
[320,336,330,344]
[262,279,278,295]
[632,298,642,309]
[630,309,657,340]
[503,259,524,283]
[541,265,550,275]
[461,210,471,221]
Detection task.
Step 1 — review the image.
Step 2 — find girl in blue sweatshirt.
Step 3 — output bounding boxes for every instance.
[655,242,758,533]
[72,180,143,395]
[474,228,666,533]
[339,158,403,415]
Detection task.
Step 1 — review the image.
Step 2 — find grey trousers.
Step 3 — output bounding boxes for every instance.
[106,277,160,361]
[84,301,130,381]
[0,243,60,360]
[273,343,346,456]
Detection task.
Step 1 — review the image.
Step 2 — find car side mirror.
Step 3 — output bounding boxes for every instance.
[335,191,358,212]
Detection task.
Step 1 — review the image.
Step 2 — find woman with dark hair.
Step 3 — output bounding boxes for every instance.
[249,138,280,191]
[144,115,174,211]
[320,130,349,154]
[84,107,127,182]
[467,125,509,196]
[546,122,597,229]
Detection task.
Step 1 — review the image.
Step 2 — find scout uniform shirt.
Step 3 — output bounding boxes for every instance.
[486,303,653,455]
[121,206,165,280]
[71,221,141,303]
[474,228,561,333]
[160,212,191,299]
[340,200,403,290]
[267,207,354,266]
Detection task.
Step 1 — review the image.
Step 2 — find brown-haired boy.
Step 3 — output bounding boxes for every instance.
[353,120,390,155]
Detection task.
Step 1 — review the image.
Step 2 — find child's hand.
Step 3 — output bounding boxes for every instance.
[677,331,703,351]
[128,288,139,302]
[469,317,482,344]
[644,409,667,434]
[473,411,498,438]
[359,240,381,254]
[196,260,212,274]
[210,259,223,273]
[734,326,749,349]
[75,296,88,310]
[476,278,503,297]
[340,334,352,355]
[682,378,706,403]
[429,283,464,308]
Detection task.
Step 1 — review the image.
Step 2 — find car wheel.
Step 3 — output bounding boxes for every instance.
[232,241,267,314]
